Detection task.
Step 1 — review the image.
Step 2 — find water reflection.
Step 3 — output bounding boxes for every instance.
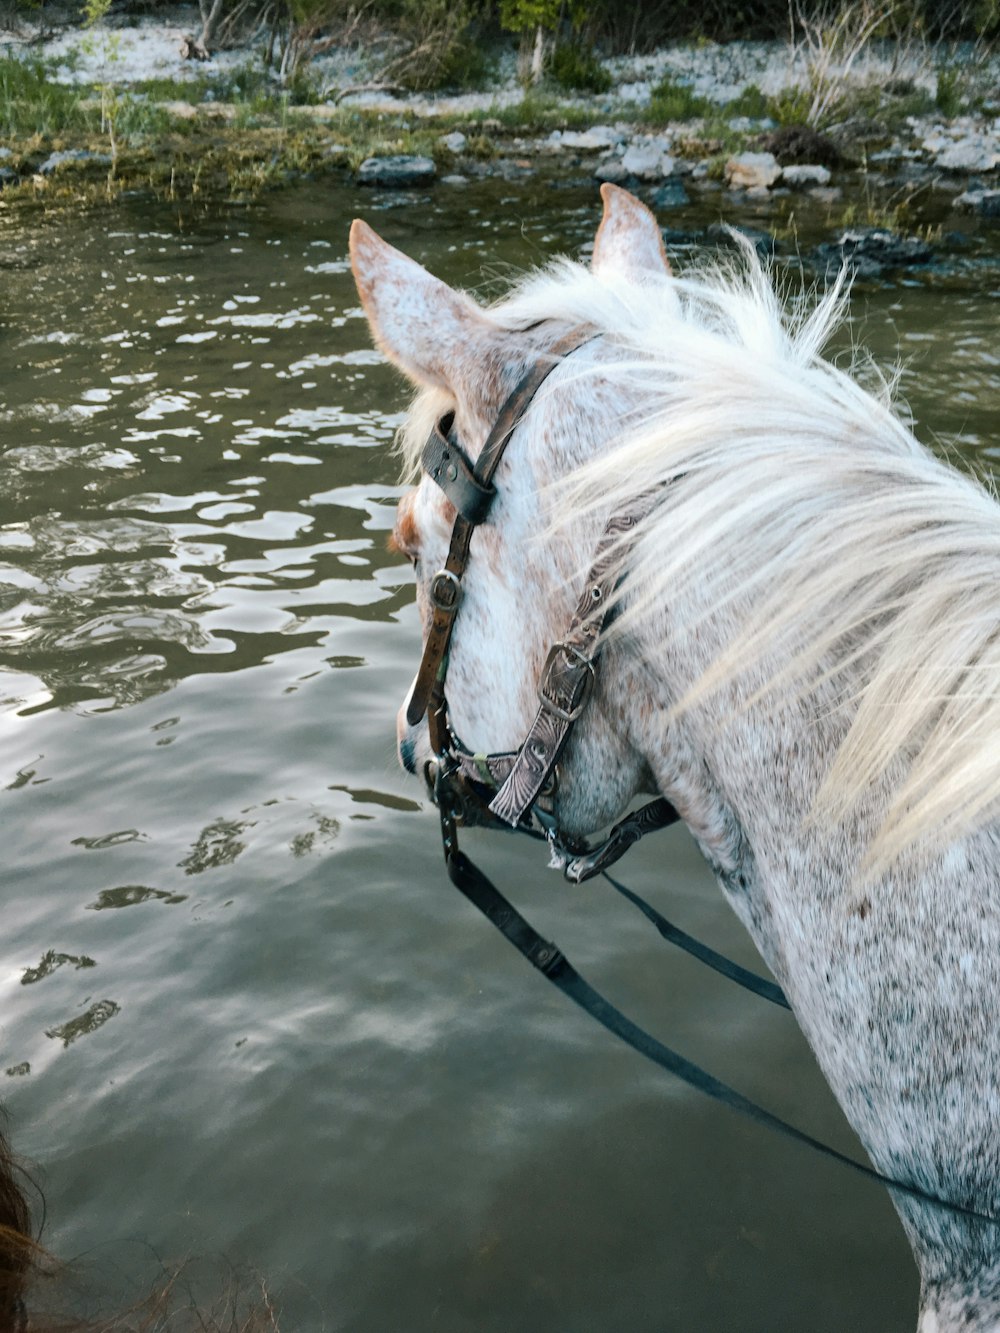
[0,180,996,1333]
[0,193,404,715]
[45,999,121,1048]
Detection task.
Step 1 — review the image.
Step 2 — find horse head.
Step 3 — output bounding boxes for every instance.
[349,187,674,841]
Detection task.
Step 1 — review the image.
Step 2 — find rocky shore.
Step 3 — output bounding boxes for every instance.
[1,7,998,266]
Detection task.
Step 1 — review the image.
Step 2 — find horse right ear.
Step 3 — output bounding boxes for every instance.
[592,184,672,282]
[349,219,497,393]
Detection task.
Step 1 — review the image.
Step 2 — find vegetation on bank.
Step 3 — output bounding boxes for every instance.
[0,0,996,210]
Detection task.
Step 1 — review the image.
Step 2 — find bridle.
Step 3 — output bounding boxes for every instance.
[407,325,678,882]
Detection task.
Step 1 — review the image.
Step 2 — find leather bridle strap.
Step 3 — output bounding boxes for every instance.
[406,326,594,729]
[489,510,642,826]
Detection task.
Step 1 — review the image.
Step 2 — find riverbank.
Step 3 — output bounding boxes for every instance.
[0,8,998,242]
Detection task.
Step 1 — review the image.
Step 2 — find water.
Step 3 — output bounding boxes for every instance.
[0,176,998,1332]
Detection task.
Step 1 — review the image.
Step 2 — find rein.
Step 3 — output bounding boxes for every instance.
[408,329,1000,1232]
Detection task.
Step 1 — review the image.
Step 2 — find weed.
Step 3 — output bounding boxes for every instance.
[727,83,771,119]
[768,86,814,126]
[649,75,713,122]
[935,67,963,117]
[0,58,89,136]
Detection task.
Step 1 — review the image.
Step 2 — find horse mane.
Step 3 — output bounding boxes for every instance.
[399,249,1000,877]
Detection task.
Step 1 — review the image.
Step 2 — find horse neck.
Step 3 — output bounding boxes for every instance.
[612,592,1000,1317]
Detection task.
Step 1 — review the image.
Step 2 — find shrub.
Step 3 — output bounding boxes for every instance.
[549,42,612,93]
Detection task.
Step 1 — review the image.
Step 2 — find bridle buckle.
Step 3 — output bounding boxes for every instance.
[430,569,463,613]
[537,640,595,723]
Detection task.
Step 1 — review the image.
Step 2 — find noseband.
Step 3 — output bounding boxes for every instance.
[408,326,677,882]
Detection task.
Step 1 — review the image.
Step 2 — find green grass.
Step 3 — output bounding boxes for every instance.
[726,83,771,119]
[648,74,713,123]
[0,58,90,136]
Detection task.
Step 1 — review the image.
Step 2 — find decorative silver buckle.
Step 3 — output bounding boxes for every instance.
[537,641,595,723]
[430,569,462,612]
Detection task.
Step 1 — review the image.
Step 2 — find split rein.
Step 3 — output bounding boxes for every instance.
[405,326,1000,1232]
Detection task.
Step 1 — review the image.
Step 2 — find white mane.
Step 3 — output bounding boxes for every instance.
[403,252,1000,876]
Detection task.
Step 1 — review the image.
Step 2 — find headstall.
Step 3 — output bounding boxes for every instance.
[408,325,678,882]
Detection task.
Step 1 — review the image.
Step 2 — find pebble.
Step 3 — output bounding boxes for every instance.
[439,131,467,153]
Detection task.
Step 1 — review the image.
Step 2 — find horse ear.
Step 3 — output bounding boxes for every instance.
[592,184,672,281]
[349,219,495,392]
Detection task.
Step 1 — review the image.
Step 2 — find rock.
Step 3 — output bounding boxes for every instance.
[649,180,689,209]
[953,188,1000,217]
[621,139,674,180]
[936,139,1000,173]
[441,174,468,186]
[0,167,19,188]
[37,149,112,175]
[439,131,466,153]
[725,151,781,190]
[0,148,13,160]
[594,158,631,184]
[811,228,934,277]
[781,163,832,187]
[559,125,625,151]
[356,154,436,188]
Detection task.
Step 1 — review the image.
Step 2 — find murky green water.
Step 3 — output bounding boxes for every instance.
[1,176,998,1332]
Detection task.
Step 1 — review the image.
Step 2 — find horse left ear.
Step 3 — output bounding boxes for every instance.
[349,218,497,393]
[592,184,672,281]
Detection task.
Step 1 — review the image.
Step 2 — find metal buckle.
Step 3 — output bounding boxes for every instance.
[537,640,595,723]
[430,569,462,613]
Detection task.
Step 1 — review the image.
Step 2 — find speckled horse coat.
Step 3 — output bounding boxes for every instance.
[350,185,1000,1332]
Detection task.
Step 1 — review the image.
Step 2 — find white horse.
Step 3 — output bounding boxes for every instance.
[350,185,1000,1331]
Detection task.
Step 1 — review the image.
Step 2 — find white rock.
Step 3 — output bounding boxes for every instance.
[439,131,467,153]
[621,138,674,180]
[936,138,1000,172]
[725,151,782,189]
[560,125,625,151]
[953,188,1000,215]
[781,163,832,186]
[594,159,630,184]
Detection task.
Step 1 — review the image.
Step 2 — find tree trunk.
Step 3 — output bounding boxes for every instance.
[530,23,545,83]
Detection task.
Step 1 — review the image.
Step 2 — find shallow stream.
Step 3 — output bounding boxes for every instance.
[1,176,997,1331]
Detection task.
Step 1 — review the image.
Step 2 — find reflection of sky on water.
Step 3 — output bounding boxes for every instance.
[0,209,406,714]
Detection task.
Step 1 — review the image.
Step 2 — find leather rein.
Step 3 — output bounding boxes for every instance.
[408,325,678,881]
